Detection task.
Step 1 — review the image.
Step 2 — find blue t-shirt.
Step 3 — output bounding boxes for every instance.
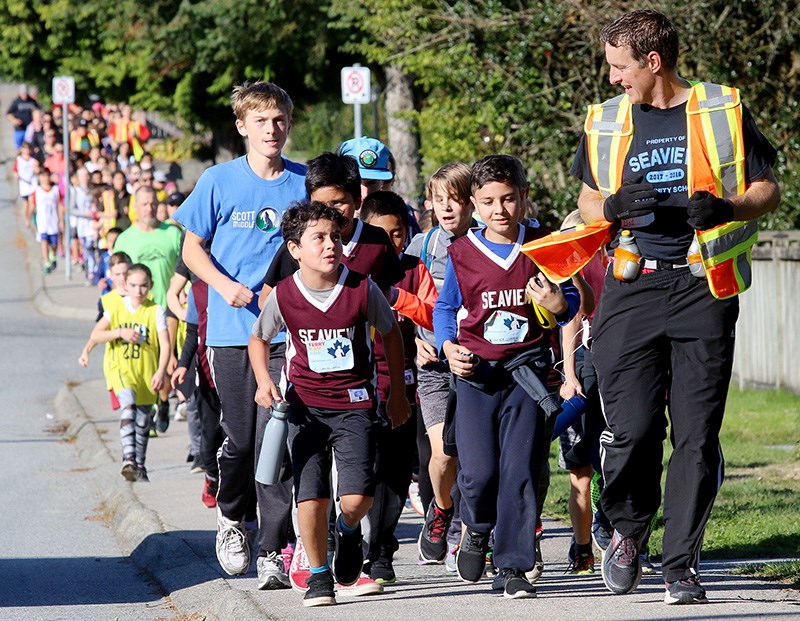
[173,156,307,346]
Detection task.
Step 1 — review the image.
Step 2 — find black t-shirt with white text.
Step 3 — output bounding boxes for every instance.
[571,102,777,261]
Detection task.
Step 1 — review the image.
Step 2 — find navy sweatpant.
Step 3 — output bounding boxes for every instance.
[454,376,546,572]
[592,268,738,583]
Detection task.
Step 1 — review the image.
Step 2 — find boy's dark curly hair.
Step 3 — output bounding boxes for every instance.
[281,200,348,245]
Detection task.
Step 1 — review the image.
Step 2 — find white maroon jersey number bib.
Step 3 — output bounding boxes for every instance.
[306,337,355,373]
[483,310,528,345]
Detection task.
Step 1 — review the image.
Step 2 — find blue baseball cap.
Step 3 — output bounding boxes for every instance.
[338,137,393,181]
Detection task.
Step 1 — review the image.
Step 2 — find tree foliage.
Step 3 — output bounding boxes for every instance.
[1,1,798,227]
[329,0,800,228]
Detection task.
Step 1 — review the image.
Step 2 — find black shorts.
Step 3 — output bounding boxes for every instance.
[288,403,377,502]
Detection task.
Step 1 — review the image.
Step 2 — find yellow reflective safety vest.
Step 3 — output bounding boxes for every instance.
[584,82,757,299]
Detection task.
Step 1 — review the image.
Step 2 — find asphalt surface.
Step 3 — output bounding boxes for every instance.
[5,82,799,621]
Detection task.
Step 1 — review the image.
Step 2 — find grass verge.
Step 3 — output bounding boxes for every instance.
[544,387,799,583]
[732,560,800,589]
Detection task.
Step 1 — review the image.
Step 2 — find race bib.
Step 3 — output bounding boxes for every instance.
[483,310,528,345]
[306,338,355,373]
[404,369,415,385]
[348,387,371,403]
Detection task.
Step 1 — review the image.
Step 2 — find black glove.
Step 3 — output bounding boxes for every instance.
[686,191,734,230]
[603,175,659,222]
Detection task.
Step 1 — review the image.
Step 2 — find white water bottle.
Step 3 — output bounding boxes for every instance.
[687,237,706,278]
[255,400,290,485]
[613,230,641,282]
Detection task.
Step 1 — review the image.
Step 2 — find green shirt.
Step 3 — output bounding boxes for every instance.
[114,223,181,308]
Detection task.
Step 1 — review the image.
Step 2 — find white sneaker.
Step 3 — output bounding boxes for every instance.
[174,402,187,421]
[257,552,291,589]
[216,509,251,576]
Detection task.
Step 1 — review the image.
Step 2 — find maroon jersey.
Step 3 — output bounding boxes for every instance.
[191,279,214,389]
[449,225,552,361]
[343,219,402,290]
[374,254,420,402]
[276,266,376,410]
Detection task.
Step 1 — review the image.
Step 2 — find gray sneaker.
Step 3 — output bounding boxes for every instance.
[525,534,544,583]
[216,509,251,576]
[601,530,642,595]
[257,552,291,590]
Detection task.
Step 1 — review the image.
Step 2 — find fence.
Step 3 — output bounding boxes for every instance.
[733,230,800,392]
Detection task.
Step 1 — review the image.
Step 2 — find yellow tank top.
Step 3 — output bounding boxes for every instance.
[108,297,161,405]
[101,291,125,391]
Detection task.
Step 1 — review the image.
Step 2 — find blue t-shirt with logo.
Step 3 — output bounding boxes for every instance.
[173,156,307,346]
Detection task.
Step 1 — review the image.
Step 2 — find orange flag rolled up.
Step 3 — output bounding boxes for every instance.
[521,221,612,283]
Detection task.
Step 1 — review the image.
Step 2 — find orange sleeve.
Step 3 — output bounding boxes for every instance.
[392,262,438,331]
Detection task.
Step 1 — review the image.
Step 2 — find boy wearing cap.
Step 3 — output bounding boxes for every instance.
[338,136,394,198]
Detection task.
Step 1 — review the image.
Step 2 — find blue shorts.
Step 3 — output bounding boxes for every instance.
[39,233,58,247]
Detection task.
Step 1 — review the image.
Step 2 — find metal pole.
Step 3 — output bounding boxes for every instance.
[62,102,71,281]
[354,102,362,139]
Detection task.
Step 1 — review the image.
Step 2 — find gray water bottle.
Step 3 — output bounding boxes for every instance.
[255,400,290,485]
[688,237,706,278]
[613,230,642,282]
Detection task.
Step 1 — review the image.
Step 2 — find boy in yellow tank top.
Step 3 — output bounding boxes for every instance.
[91,264,171,481]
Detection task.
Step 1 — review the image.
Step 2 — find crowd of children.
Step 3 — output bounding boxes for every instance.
[50,78,656,608]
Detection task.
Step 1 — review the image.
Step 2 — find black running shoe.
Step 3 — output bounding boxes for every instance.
[456,528,490,583]
[664,575,708,604]
[500,568,537,599]
[333,523,363,586]
[369,558,396,584]
[418,501,454,563]
[303,569,336,607]
[592,517,613,552]
[155,402,170,433]
[601,530,642,594]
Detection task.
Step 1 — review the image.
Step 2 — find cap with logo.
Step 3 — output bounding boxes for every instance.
[338,136,393,181]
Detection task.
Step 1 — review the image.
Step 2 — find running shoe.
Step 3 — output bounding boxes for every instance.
[525,527,544,583]
[155,402,170,433]
[369,558,396,584]
[418,501,454,563]
[601,530,642,595]
[592,515,613,552]
[407,480,425,516]
[640,551,657,575]
[281,542,295,574]
[664,574,708,605]
[120,459,137,482]
[257,552,290,590]
[445,543,458,573]
[456,528,490,583]
[215,508,251,576]
[202,476,218,508]
[499,568,537,599]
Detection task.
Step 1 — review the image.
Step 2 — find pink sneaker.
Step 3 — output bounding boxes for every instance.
[282,542,295,574]
[336,573,384,597]
[289,539,310,593]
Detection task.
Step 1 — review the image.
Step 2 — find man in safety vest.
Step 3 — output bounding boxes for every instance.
[570,10,779,605]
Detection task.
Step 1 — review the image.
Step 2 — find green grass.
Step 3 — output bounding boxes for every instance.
[543,387,800,566]
[732,560,800,588]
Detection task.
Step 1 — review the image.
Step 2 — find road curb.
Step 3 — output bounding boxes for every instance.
[55,383,278,621]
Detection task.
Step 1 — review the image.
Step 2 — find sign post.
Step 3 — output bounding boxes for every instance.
[341,65,371,139]
[52,76,75,281]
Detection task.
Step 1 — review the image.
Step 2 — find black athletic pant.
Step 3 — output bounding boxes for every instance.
[366,403,417,562]
[591,268,738,583]
[209,344,293,556]
[197,383,223,478]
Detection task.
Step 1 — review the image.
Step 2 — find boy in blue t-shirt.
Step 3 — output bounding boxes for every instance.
[173,81,306,589]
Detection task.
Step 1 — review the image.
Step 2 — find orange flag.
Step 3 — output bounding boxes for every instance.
[522,221,612,283]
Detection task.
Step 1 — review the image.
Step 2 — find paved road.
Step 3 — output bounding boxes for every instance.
[0,83,183,620]
[3,82,799,621]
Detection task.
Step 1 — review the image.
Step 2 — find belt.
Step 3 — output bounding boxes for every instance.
[641,259,690,271]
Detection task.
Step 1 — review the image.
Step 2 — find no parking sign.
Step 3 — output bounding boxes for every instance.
[341,66,371,104]
[52,76,75,105]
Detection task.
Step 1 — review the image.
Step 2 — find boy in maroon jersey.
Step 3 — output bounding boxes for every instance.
[249,202,411,607]
[432,155,581,598]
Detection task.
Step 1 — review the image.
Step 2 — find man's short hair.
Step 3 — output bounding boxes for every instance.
[305,152,362,204]
[600,10,679,70]
[231,81,293,121]
[359,191,408,226]
[470,155,528,194]
[426,162,472,207]
[281,201,348,246]
[135,185,158,202]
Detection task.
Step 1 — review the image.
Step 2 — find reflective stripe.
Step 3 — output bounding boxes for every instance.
[585,94,631,198]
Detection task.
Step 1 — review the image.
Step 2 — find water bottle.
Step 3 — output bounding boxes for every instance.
[551,394,587,440]
[687,237,706,278]
[613,230,641,282]
[255,400,290,485]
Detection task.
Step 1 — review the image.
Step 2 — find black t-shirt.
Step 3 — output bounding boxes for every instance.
[571,102,777,261]
[6,96,40,127]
